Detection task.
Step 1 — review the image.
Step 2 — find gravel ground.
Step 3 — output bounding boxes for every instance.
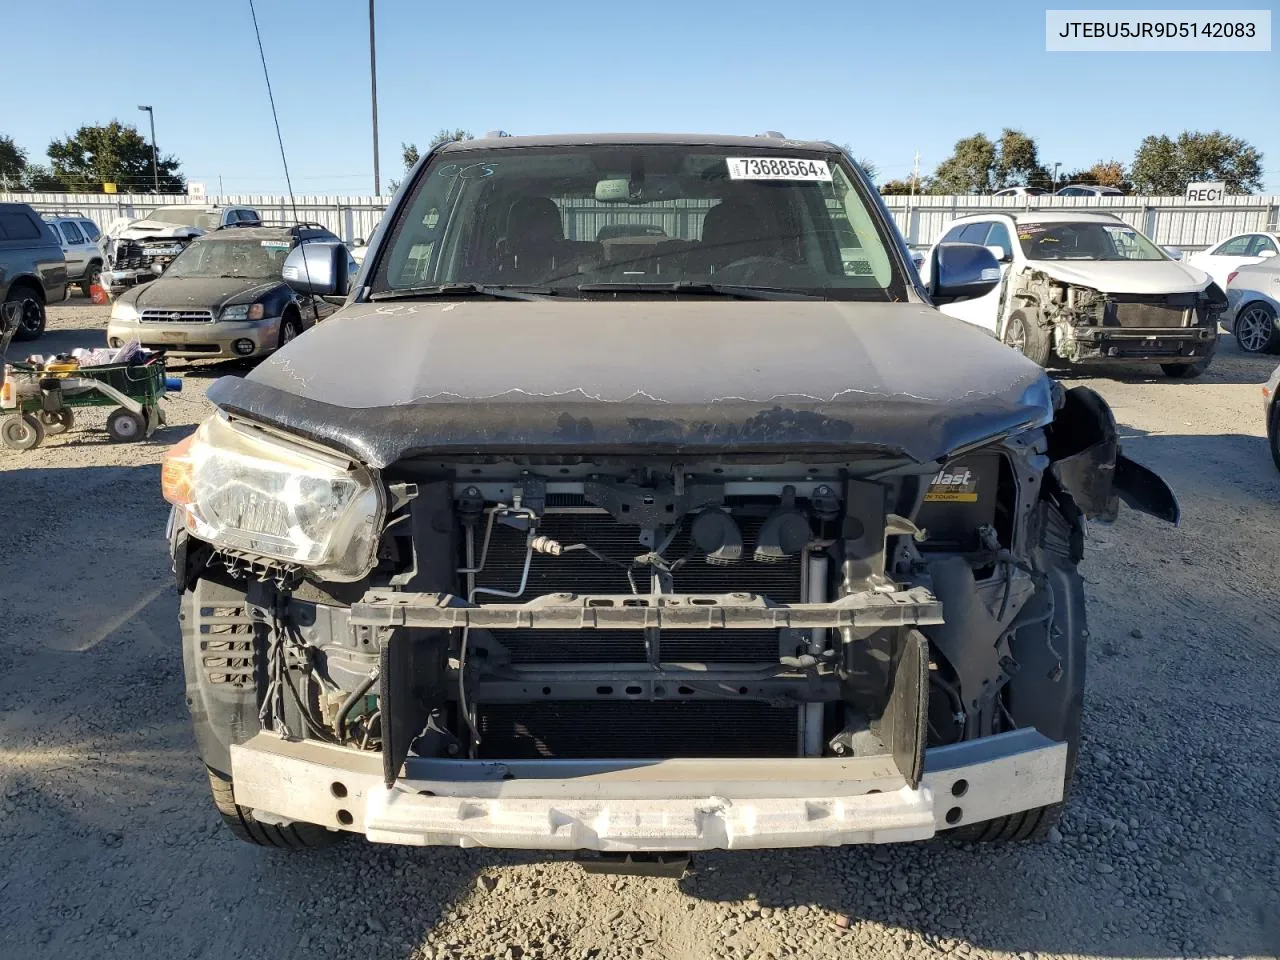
[1,302,1277,960]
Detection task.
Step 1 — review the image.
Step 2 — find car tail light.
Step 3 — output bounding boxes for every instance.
[1227,271,1239,286]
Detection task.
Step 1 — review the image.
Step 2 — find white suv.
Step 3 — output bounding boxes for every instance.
[42,212,109,296]
[921,211,1224,377]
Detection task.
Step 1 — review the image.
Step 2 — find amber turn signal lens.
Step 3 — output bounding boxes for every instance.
[161,433,196,506]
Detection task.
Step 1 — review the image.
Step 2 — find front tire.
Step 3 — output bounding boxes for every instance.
[1233,302,1279,354]
[206,768,345,849]
[1002,309,1053,367]
[277,311,301,350]
[5,286,46,341]
[950,494,1086,842]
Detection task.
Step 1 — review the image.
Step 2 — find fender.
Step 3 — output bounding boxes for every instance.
[1046,385,1179,524]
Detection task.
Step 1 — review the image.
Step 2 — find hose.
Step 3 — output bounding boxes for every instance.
[335,670,378,742]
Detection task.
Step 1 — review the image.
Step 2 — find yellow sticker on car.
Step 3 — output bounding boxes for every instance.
[924,466,979,502]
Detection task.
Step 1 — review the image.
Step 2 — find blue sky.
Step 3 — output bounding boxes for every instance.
[4,0,1277,194]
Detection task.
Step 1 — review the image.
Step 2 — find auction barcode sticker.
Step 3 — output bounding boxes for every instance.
[727,158,832,181]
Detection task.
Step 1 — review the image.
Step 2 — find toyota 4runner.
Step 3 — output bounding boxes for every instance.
[163,133,1176,861]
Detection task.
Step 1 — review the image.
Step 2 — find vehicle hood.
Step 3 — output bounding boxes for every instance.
[207,299,1056,468]
[116,220,204,241]
[1026,259,1211,294]
[120,276,279,310]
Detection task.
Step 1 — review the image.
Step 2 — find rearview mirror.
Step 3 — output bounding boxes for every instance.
[283,242,350,297]
[931,243,1002,304]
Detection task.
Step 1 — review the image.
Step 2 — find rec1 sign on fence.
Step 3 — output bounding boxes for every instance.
[1185,182,1227,204]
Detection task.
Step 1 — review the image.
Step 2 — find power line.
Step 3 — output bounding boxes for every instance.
[247,0,300,226]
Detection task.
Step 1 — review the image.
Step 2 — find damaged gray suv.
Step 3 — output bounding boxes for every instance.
[164,134,1177,861]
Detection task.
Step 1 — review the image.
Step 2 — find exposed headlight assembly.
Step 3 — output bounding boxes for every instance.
[111,301,139,321]
[162,414,384,581]
[221,303,266,321]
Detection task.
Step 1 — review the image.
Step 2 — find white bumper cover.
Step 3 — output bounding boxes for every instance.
[230,729,1067,851]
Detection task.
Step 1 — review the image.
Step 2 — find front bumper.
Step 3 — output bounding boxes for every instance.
[107,316,282,358]
[230,729,1067,850]
[1064,324,1217,363]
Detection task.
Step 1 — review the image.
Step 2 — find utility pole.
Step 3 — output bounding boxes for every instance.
[909,151,920,199]
[138,105,159,193]
[368,0,381,195]
[1052,161,1062,191]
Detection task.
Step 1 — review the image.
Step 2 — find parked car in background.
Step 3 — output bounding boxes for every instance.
[1186,232,1280,290]
[1223,260,1280,354]
[105,204,264,294]
[1264,363,1280,470]
[107,222,350,361]
[0,202,67,341]
[991,186,1049,197]
[42,212,109,296]
[1054,185,1124,197]
[921,211,1225,376]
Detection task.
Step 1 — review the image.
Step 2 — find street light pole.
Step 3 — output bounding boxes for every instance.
[368,0,381,195]
[1052,161,1062,191]
[138,105,159,193]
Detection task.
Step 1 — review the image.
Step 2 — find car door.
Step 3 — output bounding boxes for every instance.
[936,221,1007,335]
[58,220,90,277]
[1190,234,1258,289]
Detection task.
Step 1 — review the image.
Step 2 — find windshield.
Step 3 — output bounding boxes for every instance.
[1018,221,1167,261]
[144,208,220,229]
[372,144,904,300]
[163,237,294,279]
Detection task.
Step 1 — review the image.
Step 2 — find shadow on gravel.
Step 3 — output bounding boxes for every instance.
[6,326,107,360]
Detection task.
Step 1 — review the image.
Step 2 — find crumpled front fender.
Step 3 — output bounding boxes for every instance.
[1046,385,1179,524]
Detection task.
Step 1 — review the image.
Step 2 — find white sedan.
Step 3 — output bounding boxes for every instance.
[1224,260,1280,354]
[1186,232,1280,290]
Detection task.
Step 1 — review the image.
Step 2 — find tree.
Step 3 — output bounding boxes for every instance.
[931,129,1052,193]
[994,129,1051,189]
[22,164,67,191]
[880,178,923,195]
[0,135,26,188]
[46,121,184,193]
[931,133,998,194]
[402,142,420,169]
[1130,131,1263,195]
[428,128,473,149]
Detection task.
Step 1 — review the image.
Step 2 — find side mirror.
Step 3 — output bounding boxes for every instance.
[151,262,166,276]
[985,244,1011,263]
[352,237,365,247]
[1163,246,1183,261]
[1259,249,1278,259]
[283,242,350,297]
[932,243,1002,304]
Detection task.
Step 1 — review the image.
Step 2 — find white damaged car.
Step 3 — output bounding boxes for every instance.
[921,212,1226,378]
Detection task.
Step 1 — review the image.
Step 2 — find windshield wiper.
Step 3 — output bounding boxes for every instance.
[576,282,823,301]
[370,283,552,302]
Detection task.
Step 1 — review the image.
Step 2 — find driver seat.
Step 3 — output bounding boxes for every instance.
[696,198,775,273]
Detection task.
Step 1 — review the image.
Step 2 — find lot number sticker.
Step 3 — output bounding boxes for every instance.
[727,158,832,181]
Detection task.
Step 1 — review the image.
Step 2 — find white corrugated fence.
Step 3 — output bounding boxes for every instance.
[4,190,1278,252]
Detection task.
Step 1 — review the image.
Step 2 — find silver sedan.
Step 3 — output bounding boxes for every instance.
[1224,261,1280,354]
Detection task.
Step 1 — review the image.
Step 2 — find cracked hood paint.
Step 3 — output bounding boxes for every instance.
[206,300,1055,467]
